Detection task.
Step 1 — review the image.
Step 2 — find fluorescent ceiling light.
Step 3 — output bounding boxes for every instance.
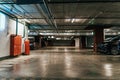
[65,30,74,33]
[24,19,30,23]
[71,18,86,23]
[71,18,75,23]
[65,19,71,22]
[51,36,54,38]
[65,18,86,23]
[56,38,61,40]
[104,29,111,32]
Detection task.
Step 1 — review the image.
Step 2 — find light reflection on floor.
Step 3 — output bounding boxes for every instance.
[0,46,120,79]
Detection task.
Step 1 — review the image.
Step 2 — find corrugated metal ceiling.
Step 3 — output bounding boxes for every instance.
[0,0,120,36]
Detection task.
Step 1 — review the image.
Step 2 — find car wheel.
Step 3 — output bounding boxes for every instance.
[111,46,119,55]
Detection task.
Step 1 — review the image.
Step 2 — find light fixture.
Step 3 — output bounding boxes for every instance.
[24,19,30,23]
[71,18,86,23]
[51,36,54,38]
[65,19,71,22]
[56,38,61,40]
[105,29,111,32]
[71,18,75,23]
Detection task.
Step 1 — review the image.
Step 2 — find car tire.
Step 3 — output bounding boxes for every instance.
[111,46,119,55]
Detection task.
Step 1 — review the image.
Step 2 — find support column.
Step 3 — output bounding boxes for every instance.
[39,36,42,48]
[34,35,41,49]
[75,38,80,48]
[93,28,104,52]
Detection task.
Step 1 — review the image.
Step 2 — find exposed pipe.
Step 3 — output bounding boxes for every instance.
[0,6,15,18]
[0,0,30,19]
[17,17,120,19]
[1,0,120,4]
[16,18,18,35]
[11,0,33,18]
[17,3,55,28]
[41,0,58,33]
[0,4,22,18]
[88,11,103,24]
[34,4,53,27]
[17,5,33,18]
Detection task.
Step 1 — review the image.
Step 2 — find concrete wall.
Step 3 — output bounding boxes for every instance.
[0,12,28,58]
[48,40,75,46]
[75,38,80,48]
[22,25,28,53]
[0,13,9,57]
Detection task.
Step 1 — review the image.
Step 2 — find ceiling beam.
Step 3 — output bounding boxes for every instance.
[29,24,120,26]
[18,17,120,19]
[1,0,120,4]
[28,27,86,30]
[47,0,120,4]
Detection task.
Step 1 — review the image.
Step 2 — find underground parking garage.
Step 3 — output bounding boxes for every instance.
[1,0,120,79]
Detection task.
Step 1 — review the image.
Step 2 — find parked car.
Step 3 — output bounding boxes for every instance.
[97,35,120,55]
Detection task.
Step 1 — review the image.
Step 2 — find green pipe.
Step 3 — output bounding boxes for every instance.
[16,18,18,35]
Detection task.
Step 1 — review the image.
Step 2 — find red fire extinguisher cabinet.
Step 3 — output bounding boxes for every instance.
[24,40,30,55]
[10,35,22,57]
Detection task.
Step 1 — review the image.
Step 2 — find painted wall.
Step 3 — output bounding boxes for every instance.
[23,25,28,51]
[0,12,28,58]
[8,19,16,34]
[48,40,75,46]
[0,13,9,57]
[18,22,26,53]
[75,38,80,47]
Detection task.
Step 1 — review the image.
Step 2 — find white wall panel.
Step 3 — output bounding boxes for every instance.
[18,23,24,37]
[75,38,80,47]
[8,19,16,34]
[0,13,28,58]
[0,13,9,57]
[18,23,25,53]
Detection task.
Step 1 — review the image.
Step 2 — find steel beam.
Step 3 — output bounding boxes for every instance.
[18,17,120,19]
[1,0,120,4]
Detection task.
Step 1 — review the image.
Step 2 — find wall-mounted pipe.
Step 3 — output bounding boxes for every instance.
[16,18,18,35]
[43,0,58,28]
[0,4,20,18]
[0,7,15,18]
[39,0,58,33]
[34,4,53,27]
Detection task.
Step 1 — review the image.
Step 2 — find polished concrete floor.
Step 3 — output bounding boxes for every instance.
[0,46,120,80]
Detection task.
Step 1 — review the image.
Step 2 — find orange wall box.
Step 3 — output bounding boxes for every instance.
[24,40,30,55]
[10,35,22,57]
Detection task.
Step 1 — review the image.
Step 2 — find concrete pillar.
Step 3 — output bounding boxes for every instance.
[93,28,104,52]
[75,38,80,48]
[34,35,42,49]
[39,36,42,48]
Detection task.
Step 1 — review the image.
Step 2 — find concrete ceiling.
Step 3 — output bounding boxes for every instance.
[0,0,120,36]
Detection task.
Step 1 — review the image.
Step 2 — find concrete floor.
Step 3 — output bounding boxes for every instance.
[0,46,120,80]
